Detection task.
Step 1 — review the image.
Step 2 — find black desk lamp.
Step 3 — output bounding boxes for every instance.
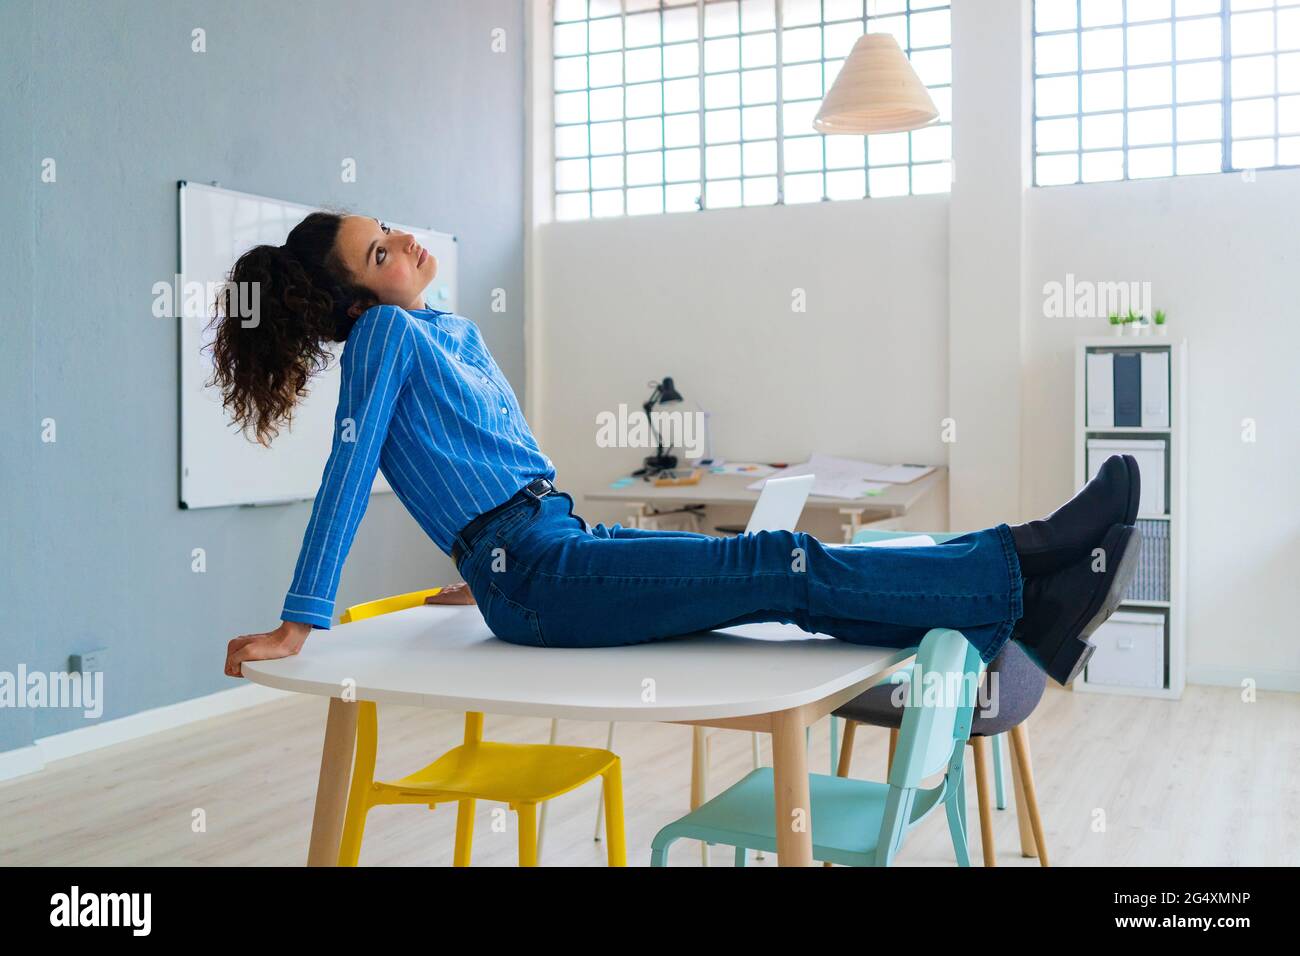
[633,376,683,477]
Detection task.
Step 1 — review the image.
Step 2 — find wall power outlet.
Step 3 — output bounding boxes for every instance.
[70,648,108,672]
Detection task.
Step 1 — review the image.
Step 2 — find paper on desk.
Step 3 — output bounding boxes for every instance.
[812,480,886,499]
[745,453,934,498]
[867,464,935,484]
[746,453,893,499]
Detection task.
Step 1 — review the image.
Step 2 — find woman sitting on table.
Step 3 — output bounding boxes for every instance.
[217,212,1142,688]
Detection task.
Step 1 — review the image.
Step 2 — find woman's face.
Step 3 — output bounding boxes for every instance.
[336,215,437,314]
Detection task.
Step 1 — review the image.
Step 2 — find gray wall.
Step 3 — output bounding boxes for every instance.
[0,0,527,752]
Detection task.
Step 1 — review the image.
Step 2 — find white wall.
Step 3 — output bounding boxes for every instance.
[947,0,1031,530]
[534,196,952,533]
[1024,170,1300,690]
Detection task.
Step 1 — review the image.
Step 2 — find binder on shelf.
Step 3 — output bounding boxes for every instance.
[1086,352,1115,428]
[1126,518,1170,602]
[1161,521,1168,603]
[1129,523,1143,600]
[1161,523,1168,599]
[1113,352,1142,427]
[1140,350,1170,428]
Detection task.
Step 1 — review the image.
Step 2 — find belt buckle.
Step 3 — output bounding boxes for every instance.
[530,478,554,499]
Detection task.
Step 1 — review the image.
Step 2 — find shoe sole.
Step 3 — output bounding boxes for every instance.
[1045,523,1142,686]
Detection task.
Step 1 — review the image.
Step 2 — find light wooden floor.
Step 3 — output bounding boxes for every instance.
[1,683,1296,866]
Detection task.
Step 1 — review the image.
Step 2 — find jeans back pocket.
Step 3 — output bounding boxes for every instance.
[483,581,547,648]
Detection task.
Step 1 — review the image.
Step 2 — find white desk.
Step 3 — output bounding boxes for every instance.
[243,604,911,867]
[586,467,948,539]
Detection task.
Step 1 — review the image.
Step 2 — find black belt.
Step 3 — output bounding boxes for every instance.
[451,477,556,568]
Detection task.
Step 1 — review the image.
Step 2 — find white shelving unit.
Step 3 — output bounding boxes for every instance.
[1072,336,1188,700]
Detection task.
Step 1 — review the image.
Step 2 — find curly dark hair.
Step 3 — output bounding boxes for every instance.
[205,211,378,446]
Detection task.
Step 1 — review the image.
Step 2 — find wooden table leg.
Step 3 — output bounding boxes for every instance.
[306,697,358,867]
[691,725,709,866]
[771,708,814,867]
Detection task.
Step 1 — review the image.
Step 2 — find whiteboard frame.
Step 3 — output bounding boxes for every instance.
[177,180,457,509]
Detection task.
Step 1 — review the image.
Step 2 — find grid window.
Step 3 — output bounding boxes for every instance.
[553,0,953,220]
[1033,0,1300,186]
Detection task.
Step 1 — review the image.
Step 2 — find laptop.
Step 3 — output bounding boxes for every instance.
[744,474,936,547]
[745,474,816,533]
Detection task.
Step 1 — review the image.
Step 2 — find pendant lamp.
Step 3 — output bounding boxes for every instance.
[813,33,939,135]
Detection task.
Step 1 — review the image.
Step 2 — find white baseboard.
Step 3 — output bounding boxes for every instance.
[0,745,44,784]
[1187,667,1300,694]
[0,682,294,784]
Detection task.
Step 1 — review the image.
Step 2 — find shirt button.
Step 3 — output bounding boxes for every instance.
[500,406,508,414]
[481,376,489,384]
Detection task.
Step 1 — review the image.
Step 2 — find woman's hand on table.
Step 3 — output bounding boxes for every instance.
[225,620,311,677]
[424,582,476,605]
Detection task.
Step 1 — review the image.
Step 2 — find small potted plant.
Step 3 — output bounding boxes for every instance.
[1125,308,1142,336]
[1153,308,1167,337]
[1109,312,1124,336]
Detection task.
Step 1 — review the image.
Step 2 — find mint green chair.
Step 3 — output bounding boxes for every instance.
[649,627,985,866]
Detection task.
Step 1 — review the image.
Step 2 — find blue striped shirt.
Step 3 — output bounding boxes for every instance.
[281,304,555,629]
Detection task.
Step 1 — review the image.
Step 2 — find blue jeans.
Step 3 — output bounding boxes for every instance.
[454,488,1023,664]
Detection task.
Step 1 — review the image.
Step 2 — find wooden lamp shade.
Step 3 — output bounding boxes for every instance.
[813,33,939,135]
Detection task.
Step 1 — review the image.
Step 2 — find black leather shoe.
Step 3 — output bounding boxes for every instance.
[1010,454,1140,576]
[1013,523,1141,686]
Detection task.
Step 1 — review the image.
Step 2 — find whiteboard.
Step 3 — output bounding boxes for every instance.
[177,182,457,509]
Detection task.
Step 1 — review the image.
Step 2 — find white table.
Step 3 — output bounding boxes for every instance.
[243,604,911,867]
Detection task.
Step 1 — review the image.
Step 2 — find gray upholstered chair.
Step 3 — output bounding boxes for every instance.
[833,618,1051,866]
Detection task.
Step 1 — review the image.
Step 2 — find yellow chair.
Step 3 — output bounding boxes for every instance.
[336,588,627,867]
